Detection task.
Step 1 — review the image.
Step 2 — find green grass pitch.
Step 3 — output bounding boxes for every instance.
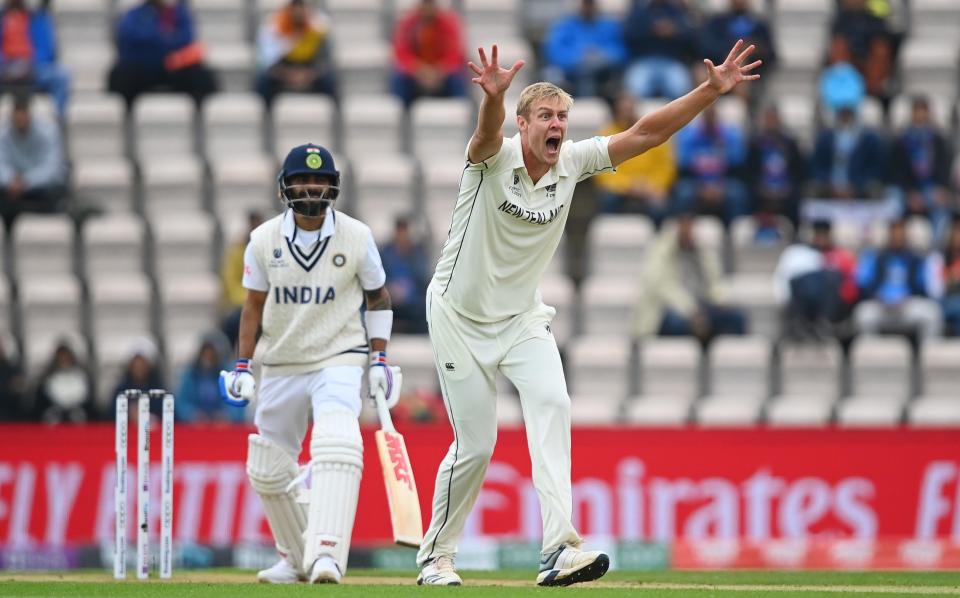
[1,569,959,597]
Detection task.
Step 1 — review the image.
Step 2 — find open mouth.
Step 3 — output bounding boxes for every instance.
[545,136,561,155]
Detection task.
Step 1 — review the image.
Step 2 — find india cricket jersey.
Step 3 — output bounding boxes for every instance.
[430,133,614,322]
[244,209,386,376]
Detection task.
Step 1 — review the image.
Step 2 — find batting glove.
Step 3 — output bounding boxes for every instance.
[368,351,402,408]
[219,359,257,407]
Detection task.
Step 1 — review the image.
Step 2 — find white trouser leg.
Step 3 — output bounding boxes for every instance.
[501,334,582,557]
[417,294,498,567]
[302,368,364,575]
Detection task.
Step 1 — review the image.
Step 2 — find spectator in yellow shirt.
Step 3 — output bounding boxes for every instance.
[593,92,676,227]
[219,210,264,349]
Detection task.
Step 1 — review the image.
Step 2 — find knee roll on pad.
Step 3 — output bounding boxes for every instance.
[247,434,308,572]
[303,405,363,575]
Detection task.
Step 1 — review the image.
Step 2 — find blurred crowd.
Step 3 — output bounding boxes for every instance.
[0,0,956,425]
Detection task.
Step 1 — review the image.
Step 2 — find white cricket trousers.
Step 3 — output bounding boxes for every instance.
[417,291,582,567]
[254,366,364,461]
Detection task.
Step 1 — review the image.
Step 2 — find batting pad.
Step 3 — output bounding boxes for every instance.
[303,405,364,575]
[246,434,308,572]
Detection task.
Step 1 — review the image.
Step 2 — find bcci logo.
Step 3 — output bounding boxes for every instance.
[305,146,323,169]
[273,248,282,259]
[513,174,519,185]
[333,253,346,267]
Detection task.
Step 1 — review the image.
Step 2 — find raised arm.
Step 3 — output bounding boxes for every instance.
[607,39,761,168]
[466,44,525,164]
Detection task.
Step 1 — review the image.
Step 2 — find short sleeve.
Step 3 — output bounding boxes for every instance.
[464,136,517,174]
[570,135,615,182]
[242,243,269,292]
[358,229,387,290]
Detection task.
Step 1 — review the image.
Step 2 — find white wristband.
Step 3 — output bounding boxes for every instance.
[365,309,393,343]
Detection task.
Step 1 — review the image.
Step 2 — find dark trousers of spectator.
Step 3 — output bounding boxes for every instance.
[255,70,338,107]
[390,70,466,108]
[108,62,218,109]
[0,185,67,228]
[785,270,850,339]
[943,295,960,337]
[599,191,669,229]
[1,63,71,117]
[658,305,746,337]
[671,178,750,228]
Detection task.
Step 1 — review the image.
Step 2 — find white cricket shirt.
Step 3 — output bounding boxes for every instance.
[430,133,614,322]
[243,208,386,376]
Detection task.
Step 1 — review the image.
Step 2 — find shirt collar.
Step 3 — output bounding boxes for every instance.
[282,207,336,246]
[509,133,568,186]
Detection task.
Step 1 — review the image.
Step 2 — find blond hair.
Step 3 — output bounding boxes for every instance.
[516,82,574,119]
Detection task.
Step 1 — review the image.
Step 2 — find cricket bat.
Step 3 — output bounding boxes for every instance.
[374,386,424,548]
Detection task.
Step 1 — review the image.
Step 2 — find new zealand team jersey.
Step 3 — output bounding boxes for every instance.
[430,133,614,322]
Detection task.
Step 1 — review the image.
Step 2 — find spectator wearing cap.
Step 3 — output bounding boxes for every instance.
[634,213,746,344]
[541,0,626,98]
[812,105,885,199]
[255,0,338,107]
[390,0,467,108]
[0,0,71,117]
[0,93,66,227]
[853,218,943,341]
[889,96,954,242]
[380,216,430,334]
[107,0,218,109]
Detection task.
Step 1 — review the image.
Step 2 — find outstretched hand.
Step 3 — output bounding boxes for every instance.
[467,44,524,98]
[704,39,762,95]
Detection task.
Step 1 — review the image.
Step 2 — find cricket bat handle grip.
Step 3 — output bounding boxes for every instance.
[374,388,397,433]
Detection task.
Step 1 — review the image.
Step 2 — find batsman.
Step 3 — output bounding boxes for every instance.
[219,143,400,584]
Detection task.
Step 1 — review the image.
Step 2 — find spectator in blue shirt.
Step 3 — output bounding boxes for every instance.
[889,96,954,243]
[0,0,71,117]
[812,105,886,199]
[746,105,806,234]
[107,0,218,109]
[542,0,626,98]
[671,104,749,227]
[380,216,429,334]
[176,331,243,424]
[622,0,695,100]
[853,218,943,340]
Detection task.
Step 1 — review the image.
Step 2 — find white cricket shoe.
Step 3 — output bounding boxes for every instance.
[536,545,610,587]
[416,555,463,586]
[257,558,303,584]
[308,555,342,584]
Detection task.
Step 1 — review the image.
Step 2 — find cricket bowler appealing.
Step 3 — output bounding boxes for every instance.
[220,143,401,584]
[418,41,761,587]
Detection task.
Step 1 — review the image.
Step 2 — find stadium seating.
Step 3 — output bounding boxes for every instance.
[1,0,957,425]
